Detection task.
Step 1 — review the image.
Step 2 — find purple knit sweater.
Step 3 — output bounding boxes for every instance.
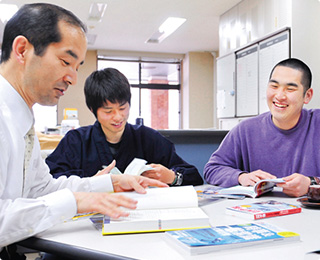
[204,109,320,187]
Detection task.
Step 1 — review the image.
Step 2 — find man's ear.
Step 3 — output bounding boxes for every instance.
[304,88,313,104]
[11,36,30,64]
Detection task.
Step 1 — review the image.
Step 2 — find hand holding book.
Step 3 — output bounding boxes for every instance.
[109,158,154,176]
[217,178,286,198]
[238,170,277,186]
[102,186,210,235]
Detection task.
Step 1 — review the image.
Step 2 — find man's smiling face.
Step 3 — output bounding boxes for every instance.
[266,65,312,130]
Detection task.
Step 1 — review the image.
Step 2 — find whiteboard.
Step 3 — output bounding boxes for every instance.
[236,44,259,117]
[217,53,235,118]
[258,31,290,113]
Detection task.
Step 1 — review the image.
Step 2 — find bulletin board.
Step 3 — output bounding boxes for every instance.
[217,53,236,118]
[236,44,259,117]
[258,30,290,113]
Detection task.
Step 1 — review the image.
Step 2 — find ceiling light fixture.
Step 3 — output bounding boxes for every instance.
[87,33,97,45]
[0,4,18,23]
[88,2,107,22]
[146,17,186,44]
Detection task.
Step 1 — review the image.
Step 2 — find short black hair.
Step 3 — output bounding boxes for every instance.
[269,58,312,94]
[1,3,86,63]
[84,68,131,117]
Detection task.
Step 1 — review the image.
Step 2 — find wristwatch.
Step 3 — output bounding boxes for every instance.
[171,170,183,186]
[309,176,318,185]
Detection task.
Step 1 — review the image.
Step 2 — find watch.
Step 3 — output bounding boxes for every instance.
[171,170,183,186]
[309,176,318,185]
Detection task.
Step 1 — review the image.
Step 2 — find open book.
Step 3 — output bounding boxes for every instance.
[216,178,285,198]
[165,222,300,255]
[109,158,153,176]
[102,186,210,235]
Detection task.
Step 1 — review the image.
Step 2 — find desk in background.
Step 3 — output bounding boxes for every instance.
[17,188,320,260]
[36,132,63,159]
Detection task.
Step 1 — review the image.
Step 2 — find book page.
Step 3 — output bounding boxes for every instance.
[114,207,207,221]
[102,206,209,235]
[124,158,153,175]
[217,185,255,197]
[117,186,198,210]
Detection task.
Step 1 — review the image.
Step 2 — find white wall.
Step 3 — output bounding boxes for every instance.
[219,0,292,57]
[291,0,320,109]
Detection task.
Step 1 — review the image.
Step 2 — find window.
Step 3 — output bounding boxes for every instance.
[98,58,181,130]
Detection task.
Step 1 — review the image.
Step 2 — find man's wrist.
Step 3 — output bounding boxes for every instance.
[238,172,248,185]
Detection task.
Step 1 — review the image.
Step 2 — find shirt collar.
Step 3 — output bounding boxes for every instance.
[268,109,307,134]
[0,74,34,135]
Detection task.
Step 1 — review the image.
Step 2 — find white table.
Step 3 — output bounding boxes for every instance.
[18,188,320,260]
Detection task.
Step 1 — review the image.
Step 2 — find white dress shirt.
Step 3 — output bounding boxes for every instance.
[0,75,113,247]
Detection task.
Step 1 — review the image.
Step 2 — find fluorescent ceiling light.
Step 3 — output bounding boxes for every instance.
[146,17,186,44]
[87,33,97,45]
[159,17,186,35]
[88,2,107,22]
[0,4,18,23]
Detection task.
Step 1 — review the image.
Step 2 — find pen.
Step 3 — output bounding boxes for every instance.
[72,212,98,220]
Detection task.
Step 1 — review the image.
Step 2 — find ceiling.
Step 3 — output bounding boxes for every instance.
[0,0,242,55]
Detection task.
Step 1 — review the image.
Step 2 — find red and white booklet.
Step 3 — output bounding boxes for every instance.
[226,200,302,220]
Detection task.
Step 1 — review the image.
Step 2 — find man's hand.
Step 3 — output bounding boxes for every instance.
[74,173,167,219]
[94,160,116,177]
[277,173,310,197]
[142,164,176,184]
[111,174,168,193]
[73,192,137,219]
[238,170,276,186]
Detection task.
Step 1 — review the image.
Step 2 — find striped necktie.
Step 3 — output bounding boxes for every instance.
[24,126,35,173]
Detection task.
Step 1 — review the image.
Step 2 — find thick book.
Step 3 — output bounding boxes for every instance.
[226,200,302,220]
[165,222,300,255]
[102,186,210,235]
[216,178,285,198]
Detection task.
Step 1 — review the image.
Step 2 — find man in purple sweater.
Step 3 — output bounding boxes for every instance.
[204,58,319,197]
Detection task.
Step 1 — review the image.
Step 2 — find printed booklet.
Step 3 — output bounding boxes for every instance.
[216,178,286,198]
[165,222,300,255]
[226,200,302,220]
